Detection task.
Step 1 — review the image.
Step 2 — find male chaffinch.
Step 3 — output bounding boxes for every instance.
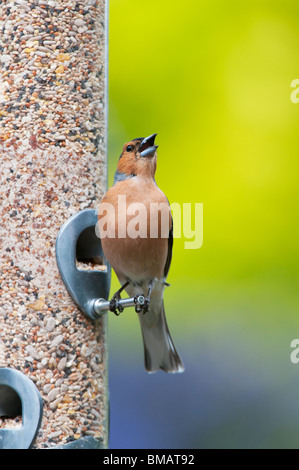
[98,134,184,373]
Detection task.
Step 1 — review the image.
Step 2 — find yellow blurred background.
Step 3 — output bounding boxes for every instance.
[107,0,299,448]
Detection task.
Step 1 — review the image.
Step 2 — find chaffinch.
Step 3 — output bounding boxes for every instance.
[98,134,184,373]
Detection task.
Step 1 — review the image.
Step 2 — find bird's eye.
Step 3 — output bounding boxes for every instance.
[126,145,133,152]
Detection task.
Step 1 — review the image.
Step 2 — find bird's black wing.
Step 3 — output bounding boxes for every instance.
[164,218,173,279]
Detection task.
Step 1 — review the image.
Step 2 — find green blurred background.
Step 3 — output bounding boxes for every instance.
[107,0,299,448]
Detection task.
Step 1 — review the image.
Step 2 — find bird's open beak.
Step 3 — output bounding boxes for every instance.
[139,134,158,158]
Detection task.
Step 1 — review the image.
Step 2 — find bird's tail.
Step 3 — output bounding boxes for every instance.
[138,301,185,373]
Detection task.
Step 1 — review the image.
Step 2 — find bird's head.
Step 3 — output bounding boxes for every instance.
[116,134,158,179]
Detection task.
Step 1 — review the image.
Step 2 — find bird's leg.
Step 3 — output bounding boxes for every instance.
[109,280,130,316]
[141,280,155,315]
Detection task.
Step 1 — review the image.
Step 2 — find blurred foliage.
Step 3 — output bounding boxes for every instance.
[107,0,299,448]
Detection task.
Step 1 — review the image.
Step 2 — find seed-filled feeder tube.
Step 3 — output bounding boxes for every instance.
[0,0,109,449]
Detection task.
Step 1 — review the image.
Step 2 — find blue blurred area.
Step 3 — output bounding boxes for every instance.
[109,332,299,449]
[107,277,299,448]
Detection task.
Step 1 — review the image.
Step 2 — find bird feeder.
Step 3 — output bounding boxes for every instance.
[0,0,109,449]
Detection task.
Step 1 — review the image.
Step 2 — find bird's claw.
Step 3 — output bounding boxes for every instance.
[134,295,150,315]
[142,297,150,315]
[109,281,130,315]
[109,294,124,316]
[134,295,143,313]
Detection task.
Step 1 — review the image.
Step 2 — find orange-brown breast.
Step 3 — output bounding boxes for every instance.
[98,176,171,282]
